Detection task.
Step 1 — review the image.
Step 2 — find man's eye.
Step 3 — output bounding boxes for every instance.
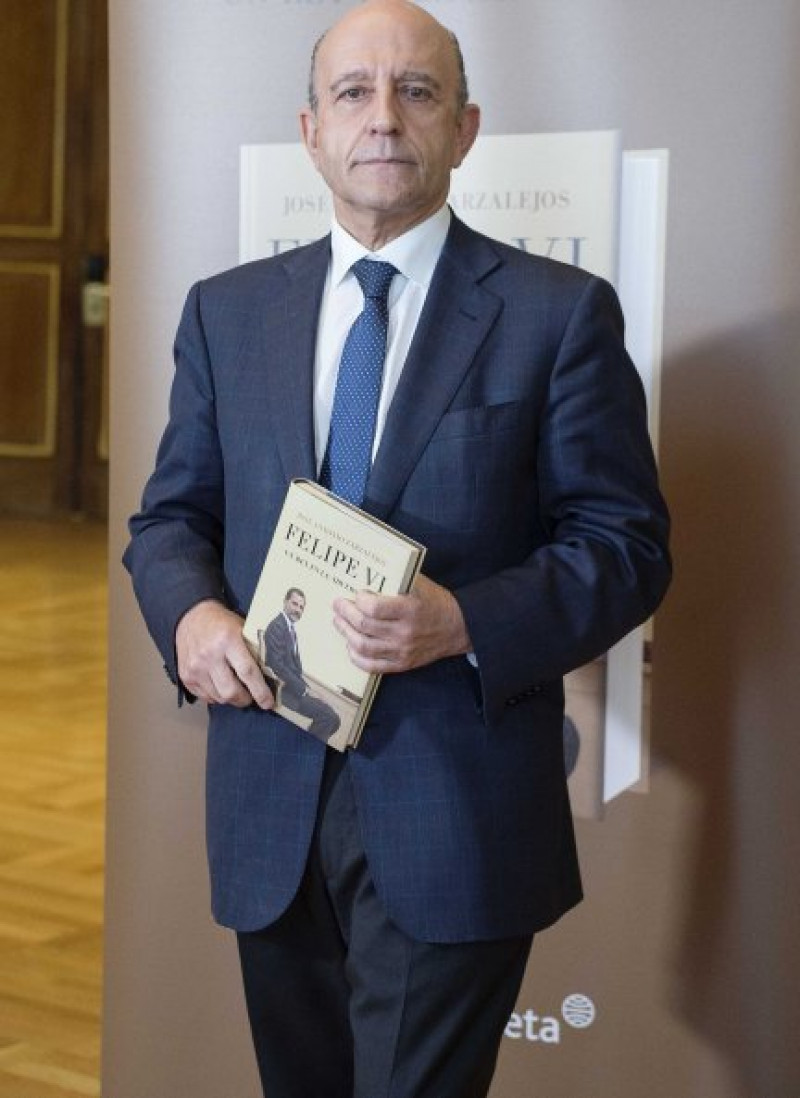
[339,87,367,102]
[402,85,433,101]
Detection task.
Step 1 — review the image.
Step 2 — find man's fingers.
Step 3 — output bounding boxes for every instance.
[334,592,417,639]
[206,662,249,707]
[176,601,274,709]
[334,612,406,668]
[332,577,471,674]
[353,589,415,622]
[333,589,425,670]
[230,653,275,710]
[204,638,275,709]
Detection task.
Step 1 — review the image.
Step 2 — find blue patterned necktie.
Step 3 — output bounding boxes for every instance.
[319,258,397,505]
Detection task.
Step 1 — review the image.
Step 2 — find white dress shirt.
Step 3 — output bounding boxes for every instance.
[313,205,451,471]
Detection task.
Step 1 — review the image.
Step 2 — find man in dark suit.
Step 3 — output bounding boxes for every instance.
[263,587,340,742]
[124,1,671,1095]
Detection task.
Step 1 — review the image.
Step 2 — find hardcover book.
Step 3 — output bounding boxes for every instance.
[243,479,426,751]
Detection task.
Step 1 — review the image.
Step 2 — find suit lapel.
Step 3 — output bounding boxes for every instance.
[366,220,504,520]
[260,237,330,482]
[257,221,503,513]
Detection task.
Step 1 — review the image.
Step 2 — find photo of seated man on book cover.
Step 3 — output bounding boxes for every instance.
[259,588,341,744]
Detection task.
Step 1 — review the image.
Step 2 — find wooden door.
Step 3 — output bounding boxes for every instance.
[0,0,108,517]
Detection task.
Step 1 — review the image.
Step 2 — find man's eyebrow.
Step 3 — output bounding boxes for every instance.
[397,71,441,90]
[328,70,443,93]
[329,69,371,93]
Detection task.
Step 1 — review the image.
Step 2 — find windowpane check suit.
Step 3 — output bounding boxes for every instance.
[124,215,671,943]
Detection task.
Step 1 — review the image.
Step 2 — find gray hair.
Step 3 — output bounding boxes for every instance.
[307,27,469,113]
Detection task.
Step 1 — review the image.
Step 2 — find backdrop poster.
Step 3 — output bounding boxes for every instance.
[240,132,668,818]
[241,130,621,276]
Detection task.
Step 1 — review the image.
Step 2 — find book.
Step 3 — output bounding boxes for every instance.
[243,479,426,751]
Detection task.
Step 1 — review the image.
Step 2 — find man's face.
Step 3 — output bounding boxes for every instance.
[300,0,479,246]
[284,592,306,622]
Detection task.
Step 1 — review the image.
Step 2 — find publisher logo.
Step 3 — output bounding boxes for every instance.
[562,993,596,1029]
[505,993,597,1047]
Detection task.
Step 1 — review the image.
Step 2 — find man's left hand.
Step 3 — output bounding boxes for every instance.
[332,575,472,673]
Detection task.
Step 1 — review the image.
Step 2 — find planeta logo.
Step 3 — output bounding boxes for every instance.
[561,993,596,1029]
[504,994,597,1046]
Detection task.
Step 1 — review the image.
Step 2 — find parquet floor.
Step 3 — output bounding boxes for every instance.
[0,519,106,1097]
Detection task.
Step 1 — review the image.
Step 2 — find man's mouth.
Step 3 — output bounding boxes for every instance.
[353,154,414,167]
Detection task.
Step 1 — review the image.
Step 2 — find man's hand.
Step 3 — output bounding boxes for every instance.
[332,575,472,674]
[175,599,274,709]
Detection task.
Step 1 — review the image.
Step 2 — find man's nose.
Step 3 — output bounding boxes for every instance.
[368,85,402,133]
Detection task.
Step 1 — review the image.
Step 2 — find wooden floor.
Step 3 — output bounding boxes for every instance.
[0,519,106,1098]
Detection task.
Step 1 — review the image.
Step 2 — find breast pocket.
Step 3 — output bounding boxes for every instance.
[430,400,529,441]
[403,401,537,531]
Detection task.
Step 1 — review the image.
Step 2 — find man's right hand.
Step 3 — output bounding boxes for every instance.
[175,599,274,710]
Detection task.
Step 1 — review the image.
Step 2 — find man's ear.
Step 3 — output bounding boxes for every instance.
[299,108,319,165]
[453,103,481,169]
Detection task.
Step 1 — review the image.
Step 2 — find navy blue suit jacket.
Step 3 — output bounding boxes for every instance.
[124,216,671,941]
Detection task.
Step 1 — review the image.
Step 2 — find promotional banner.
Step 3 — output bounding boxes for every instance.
[239,131,669,818]
[240,130,621,274]
[107,2,800,1096]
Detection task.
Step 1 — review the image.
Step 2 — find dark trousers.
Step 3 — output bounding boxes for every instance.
[237,750,533,1098]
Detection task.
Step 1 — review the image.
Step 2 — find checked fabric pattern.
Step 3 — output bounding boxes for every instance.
[319,258,398,506]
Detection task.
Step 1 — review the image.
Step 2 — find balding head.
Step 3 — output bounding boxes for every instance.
[299,0,480,248]
[308,2,469,114]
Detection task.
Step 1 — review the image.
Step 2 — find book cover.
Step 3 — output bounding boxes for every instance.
[243,479,426,751]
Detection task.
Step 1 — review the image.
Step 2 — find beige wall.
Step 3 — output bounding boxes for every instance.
[106,2,800,1095]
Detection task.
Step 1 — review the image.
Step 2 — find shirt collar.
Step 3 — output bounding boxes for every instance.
[329,205,451,290]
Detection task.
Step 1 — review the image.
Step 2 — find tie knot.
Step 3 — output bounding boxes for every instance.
[352,258,397,302]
